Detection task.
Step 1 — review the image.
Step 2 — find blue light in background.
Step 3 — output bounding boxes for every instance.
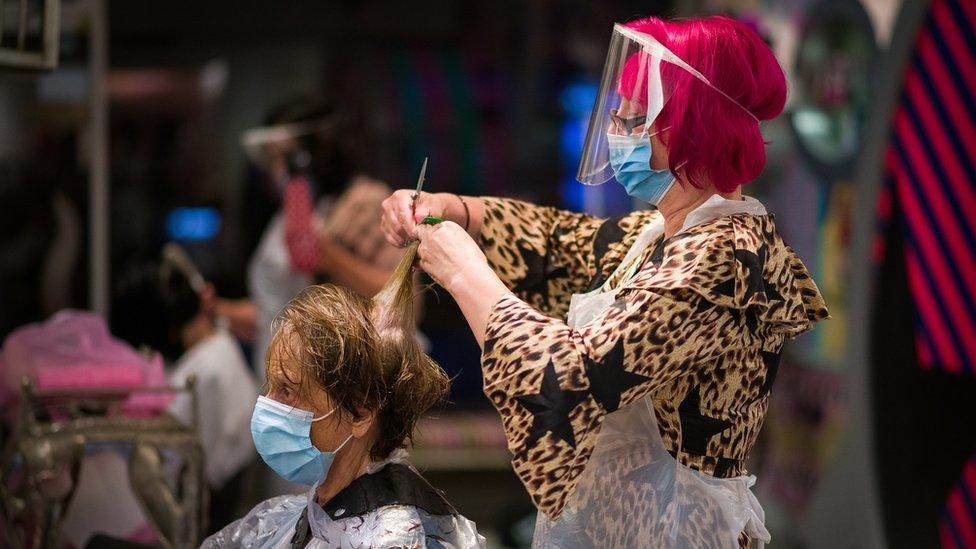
[559,79,598,212]
[559,80,599,115]
[166,207,221,241]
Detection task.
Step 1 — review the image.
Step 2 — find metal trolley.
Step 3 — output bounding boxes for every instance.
[1,376,208,548]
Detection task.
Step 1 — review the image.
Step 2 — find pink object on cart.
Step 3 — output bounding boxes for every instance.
[0,310,173,416]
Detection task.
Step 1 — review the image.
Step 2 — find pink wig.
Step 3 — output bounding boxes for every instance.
[620,16,787,192]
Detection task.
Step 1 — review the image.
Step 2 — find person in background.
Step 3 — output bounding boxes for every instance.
[242,95,405,380]
[113,243,259,533]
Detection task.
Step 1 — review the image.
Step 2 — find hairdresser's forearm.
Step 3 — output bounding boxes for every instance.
[317,239,391,298]
[435,193,485,241]
[214,298,258,343]
[446,265,509,349]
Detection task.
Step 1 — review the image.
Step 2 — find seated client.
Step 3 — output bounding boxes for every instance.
[205,243,484,548]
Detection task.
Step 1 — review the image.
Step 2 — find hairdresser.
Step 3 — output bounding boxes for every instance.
[205,246,484,548]
[382,16,830,547]
[244,96,404,378]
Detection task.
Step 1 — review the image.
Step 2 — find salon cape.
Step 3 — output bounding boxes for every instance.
[202,451,485,548]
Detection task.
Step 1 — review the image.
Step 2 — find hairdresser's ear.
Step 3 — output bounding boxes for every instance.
[350,406,375,438]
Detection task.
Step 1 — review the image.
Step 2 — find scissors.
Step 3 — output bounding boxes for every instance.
[411,156,428,203]
[411,157,443,225]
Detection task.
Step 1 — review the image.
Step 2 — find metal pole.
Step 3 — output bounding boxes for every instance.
[803,1,930,547]
[42,0,61,69]
[17,0,27,50]
[88,0,109,318]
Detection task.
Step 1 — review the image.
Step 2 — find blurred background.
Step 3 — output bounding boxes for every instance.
[1,0,974,547]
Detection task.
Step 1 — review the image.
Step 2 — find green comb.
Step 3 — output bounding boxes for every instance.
[420,215,444,225]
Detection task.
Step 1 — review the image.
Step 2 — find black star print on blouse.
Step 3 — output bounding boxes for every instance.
[712,245,785,305]
[712,277,736,300]
[729,307,760,334]
[751,350,782,403]
[585,216,629,291]
[584,338,649,413]
[737,246,769,302]
[511,240,569,303]
[647,239,667,268]
[678,385,732,455]
[515,359,589,449]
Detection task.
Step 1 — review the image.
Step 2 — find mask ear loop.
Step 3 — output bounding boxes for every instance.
[646,126,687,178]
[333,433,354,453]
[311,409,355,453]
[311,408,336,422]
[647,125,671,138]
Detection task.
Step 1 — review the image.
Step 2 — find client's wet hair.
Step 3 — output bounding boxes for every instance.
[267,242,448,460]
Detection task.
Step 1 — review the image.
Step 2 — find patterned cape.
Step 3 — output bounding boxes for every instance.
[203,452,485,548]
[477,197,829,520]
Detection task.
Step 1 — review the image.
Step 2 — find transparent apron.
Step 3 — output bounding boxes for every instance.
[537,215,771,549]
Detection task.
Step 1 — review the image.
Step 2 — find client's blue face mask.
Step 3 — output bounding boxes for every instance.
[607,132,675,206]
[251,395,352,485]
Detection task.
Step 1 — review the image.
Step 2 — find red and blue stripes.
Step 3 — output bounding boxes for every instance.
[942,457,976,549]
[882,0,976,375]
[880,0,976,545]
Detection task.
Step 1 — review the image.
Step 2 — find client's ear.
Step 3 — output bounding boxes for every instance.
[350,406,375,438]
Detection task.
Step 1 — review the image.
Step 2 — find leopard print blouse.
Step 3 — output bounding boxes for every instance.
[476,197,829,521]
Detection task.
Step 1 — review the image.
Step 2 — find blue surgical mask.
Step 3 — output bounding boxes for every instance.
[607,132,676,205]
[251,395,353,485]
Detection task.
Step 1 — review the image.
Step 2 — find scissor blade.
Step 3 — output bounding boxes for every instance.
[413,157,428,198]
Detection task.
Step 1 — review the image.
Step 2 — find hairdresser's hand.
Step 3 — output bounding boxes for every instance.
[416,220,509,349]
[415,221,491,289]
[381,190,449,248]
[214,298,257,343]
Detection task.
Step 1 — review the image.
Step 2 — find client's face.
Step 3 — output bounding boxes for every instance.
[265,329,357,454]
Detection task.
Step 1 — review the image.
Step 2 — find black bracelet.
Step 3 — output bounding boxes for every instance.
[457,194,471,231]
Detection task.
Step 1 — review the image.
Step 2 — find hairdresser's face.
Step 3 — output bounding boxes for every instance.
[265,329,360,453]
[608,98,670,171]
[608,97,648,136]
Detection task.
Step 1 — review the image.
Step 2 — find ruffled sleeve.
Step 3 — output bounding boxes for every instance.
[630,213,829,338]
[478,197,654,317]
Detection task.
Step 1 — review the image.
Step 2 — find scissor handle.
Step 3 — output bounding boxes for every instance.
[419,215,444,225]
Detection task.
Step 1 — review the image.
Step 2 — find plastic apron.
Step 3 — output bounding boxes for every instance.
[537,196,771,548]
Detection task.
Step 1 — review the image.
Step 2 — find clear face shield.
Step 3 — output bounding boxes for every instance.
[577,24,759,186]
[240,118,335,182]
[161,242,206,295]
